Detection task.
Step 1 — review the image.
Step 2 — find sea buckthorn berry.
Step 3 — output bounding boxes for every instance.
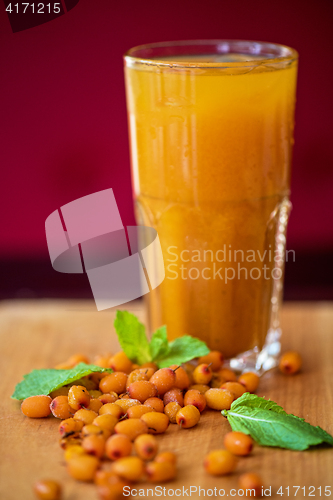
[111,456,145,482]
[140,362,158,372]
[94,469,128,487]
[108,352,132,374]
[59,418,83,437]
[198,351,224,371]
[238,372,260,393]
[99,427,112,440]
[115,398,141,412]
[94,470,112,487]
[82,434,105,458]
[184,389,206,412]
[144,397,164,413]
[82,424,104,437]
[64,445,86,462]
[279,351,302,375]
[193,364,213,385]
[59,435,82,450]
[224,431,253,456]
[220,382,246,399]
[204,449,237,476]
[128,381,158,402]
[155,451,177,464]
[33,479,61,500]
[115,418,148,441]
[93,354,112,368]
[88,398,103,413]
[92,424,112,441]
[149,368,176,395]
[118,393,130,399]
[126,369,149,389]
[189,384,210,394]
[134,433,158,460]
[142,363,158,380]
[210,373,227,388]
[98,393,118,405]
[140,367,156,379]
[105,433,132,460]
[163,388,184,407]
[127,405,152,419]
[74,409,98,425]
[50,387,69,398]
[75,377,97,391]
[217,368,237,382]
[99,403,124,419]
[238,473,263,497]
[97,483,129,500]
[90,372,109,387]
[141,412,169,434]
[21,395,52,418]
[146,462,176,483]
[89,390,102,398]
[176,405,200,429]
[164,402,182,423]
[93,414,119,432]
[71,419,85,432]
[140,361,158,373]
[68,385,91,410]
[169,365,190,390]
[50,396,73,419]
[67,454,100,481]
[54,362,73,370]
[62,437,82,450]
[205,388,234,410]
[68,353,89,366]
[183,362,196,374]
[84,424,110,440]
[99,373,128,395]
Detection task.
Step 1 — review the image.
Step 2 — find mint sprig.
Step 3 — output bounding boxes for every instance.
[114,311,209,368]
[149,326,170,362]
[114,310,151,365]
[12,363,112,400]
[156,336,210,368]
[222,393,333,450]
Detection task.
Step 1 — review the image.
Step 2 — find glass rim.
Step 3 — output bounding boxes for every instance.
[124,39,298,69]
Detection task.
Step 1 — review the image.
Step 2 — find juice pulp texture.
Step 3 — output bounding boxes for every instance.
[125,55,297,358]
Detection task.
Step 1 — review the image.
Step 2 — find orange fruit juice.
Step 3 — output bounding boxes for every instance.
[125,43,298,359]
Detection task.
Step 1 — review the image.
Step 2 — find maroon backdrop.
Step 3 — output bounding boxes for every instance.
[0,0,332,297]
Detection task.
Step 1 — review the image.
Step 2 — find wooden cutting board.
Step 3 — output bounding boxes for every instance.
[0,300,332,500]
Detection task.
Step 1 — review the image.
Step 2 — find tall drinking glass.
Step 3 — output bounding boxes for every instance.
[124,40,298,372]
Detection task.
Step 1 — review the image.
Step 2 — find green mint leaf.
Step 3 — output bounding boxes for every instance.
[114,310,151,365]
[156,335,210,368]
[149,326,170,362]
[12,363,111,400]
[113,311,209,368]
[231,393,287,414]
[222,394,333,450]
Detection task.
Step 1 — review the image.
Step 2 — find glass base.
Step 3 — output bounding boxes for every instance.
[227,328,282,375]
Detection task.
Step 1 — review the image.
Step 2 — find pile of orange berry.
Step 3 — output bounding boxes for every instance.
[21,349,302,500]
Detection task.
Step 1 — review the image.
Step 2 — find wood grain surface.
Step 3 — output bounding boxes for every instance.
[0,300,332,500]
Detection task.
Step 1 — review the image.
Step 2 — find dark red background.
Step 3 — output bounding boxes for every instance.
[0,0,332,298]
